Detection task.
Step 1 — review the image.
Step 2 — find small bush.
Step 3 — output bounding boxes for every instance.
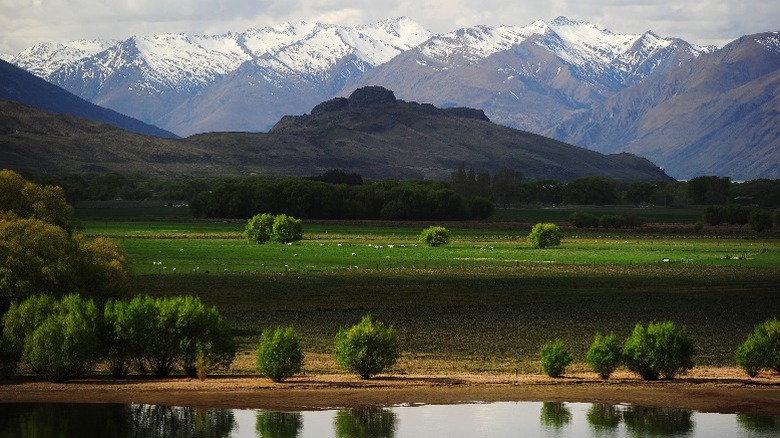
[419,226,450,247]
[586,332,622,379]
[735,318,780,377]
[468,197,494,219]
[539,339,573,377]
[256,326,304,382]
[623,321,695,380]
[598,214,625,229]
[527,223,561,249]
[333,315,399,379]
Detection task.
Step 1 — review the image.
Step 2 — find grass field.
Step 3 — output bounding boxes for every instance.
[78,207,780,373]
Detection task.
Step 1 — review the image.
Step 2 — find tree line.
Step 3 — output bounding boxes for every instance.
[26,169,780,210]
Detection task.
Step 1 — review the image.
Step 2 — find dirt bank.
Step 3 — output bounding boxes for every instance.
[2,368,779,415]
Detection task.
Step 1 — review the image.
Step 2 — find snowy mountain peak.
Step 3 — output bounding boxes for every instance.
[11,39,117,77]
[756,31,780,54]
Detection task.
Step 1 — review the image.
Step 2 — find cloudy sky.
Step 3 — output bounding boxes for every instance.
[1,0,778,56]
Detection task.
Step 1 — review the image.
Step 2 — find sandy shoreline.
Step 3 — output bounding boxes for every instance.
[2,368,780,415]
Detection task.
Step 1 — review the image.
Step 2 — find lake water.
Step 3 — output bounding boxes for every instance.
[1,401,779,437]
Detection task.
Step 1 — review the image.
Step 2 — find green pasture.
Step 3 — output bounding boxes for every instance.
[78,209,780,370]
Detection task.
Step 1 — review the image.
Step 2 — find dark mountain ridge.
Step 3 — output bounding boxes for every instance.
[1,85,670,181]
[0,58,178,138]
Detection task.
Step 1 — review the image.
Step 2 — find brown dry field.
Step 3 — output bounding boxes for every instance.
[2,353,780,415]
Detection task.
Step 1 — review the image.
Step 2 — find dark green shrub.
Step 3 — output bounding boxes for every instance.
[735,318,780,377]
[749,209,773,232]
[527,223,561,249]
[598,214,625,228]
[256,326,304,382]
[703,205,727,226]
[773,208,780,230]
[623,321,695,380]
[333,315,399,379]
[245,213,275,244]
[271,214,303,244]
[539,339,573,377]
[468,197,494,219]
[586,332,622,379]
[419,226,450,247]
[570,211,598,228]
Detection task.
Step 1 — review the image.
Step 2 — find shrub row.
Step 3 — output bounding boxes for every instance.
[544,319,780,380]
[702,205,778,232]
[542,321,695,380]
[570,211,645,229]
[0,294,235,381]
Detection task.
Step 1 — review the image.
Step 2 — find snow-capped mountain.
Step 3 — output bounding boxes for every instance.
[11,17,431,134]
[9,17,778,179]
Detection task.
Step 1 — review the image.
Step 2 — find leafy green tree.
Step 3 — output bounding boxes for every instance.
[245,213,275,244]
[527,223,561,249]
[539,339,573,377]
[623,321,695,380]
[0,294,57,378]
[333,315,399,379]
[735,318,780,377]
[256,326,304,382]
[774,208,780,230]
[419,226,450,247]
[702,205,727,226]
[586,332,622,379]
[0,217,77,306]
[103,298,134,378]
[0,169,80,233]
[23,294,101,382]
[176,296,236,378]
[271,214,303,244]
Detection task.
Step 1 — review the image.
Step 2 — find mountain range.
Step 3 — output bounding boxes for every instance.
[6,17,780,180]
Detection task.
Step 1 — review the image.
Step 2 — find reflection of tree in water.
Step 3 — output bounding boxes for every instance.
[586,404,621,430]
[256,411,303,438]
[540,402,572,429]
[334,407,397,438]
[737,414,780,432]
[0,403,130,437]
[129,404,236,438]
[622,406,693,436]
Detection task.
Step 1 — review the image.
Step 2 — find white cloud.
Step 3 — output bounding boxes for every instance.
[1,0,777,55]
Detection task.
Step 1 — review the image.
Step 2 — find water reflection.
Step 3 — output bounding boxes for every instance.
[0,403,235,438]
[1,402,780,437]
[333,407,397,438]
[130,404,236,437]
[540,402,572,429]
[736,413,780,432]
[622,406,693,436]
[586,403,621,430]
[255,411,303,438]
